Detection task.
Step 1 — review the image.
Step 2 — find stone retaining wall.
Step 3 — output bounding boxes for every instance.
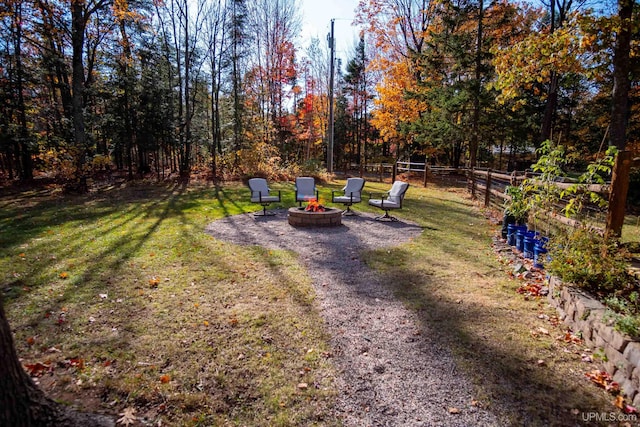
[547,276,640,406]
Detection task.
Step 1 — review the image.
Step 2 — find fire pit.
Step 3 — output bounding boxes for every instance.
[288,200,342,227]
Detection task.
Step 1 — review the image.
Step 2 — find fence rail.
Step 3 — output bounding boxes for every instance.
[342,162,466,187]
[467,168,610,232]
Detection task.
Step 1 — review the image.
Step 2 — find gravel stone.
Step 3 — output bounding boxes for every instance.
[205,209,500,426]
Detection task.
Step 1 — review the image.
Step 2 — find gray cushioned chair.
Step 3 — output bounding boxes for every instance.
[332,177,365,215]
[368,180,409,221]
[248,178,281,216]
[295,177,319,206]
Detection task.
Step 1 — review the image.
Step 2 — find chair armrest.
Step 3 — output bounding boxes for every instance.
[368,192,391,208]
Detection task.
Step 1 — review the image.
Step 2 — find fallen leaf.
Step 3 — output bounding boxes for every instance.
[59,272,69,279]
[585,370,620,394]
[448,407,460,414]
[297,382,308,390]
[560,331,583,344]
[615,395,625,409]
[160,374,171,383]
[24,362,52,377]
[149,277,160,288]
[117,407,136,426]
[99,293,108,299]
[68,358,84,370]
[26,336,36,346]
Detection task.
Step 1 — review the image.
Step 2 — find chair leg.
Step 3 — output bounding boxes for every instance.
[342,205,357,216]
[254,205,276,216]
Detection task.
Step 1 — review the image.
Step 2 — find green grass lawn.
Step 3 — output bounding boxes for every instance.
[0,178,626,426]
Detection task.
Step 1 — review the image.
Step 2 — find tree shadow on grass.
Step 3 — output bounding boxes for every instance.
[370,244,618,427]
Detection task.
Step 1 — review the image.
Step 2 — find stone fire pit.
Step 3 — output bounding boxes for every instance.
[288,207,342,227]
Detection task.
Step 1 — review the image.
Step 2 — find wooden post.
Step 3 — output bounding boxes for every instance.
[606,151,633,237]
[470,168,476,198]
[379,164,383,182]
[484,168,492,207]
[423,163,428,187]
[392,162,397,182]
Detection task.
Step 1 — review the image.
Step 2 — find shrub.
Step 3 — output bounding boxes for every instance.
[547,227,631,295]
[603,292,640,338]
[235,142,299,181]
[504,184,529,224]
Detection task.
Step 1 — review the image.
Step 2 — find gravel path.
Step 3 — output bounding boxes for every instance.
[205,209,499,426]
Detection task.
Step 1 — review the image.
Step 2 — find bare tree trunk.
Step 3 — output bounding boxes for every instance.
[0,299,114,426]
[540,71,558,142]
[609,0,633,151]
[12,1,33,181]
[605,0,634,237]
[469,0,483,169]
[71,1,88,190]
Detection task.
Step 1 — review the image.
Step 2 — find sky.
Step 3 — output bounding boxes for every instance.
[299,0,362,65]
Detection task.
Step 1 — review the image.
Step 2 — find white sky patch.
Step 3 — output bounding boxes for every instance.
[299,0,362,66]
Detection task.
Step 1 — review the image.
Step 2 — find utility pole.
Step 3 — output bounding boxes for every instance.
[327,19,335,173]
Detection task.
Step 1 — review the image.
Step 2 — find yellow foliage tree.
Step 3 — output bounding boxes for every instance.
[490,11,587,108]
[370,59,425,147]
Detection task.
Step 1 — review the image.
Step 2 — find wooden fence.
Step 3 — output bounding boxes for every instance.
[468,151,640,236]
[343,161,465,187]
[467,168,610,232]
[342,152,637,235]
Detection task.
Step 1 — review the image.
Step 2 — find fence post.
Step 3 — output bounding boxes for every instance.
[392,162,397,182]
[470,168,476,198]
[423,163,428,187]
[606,151,632,237]
[484,168,492,207]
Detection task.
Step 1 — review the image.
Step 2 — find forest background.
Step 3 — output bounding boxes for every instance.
[0,0,638,188]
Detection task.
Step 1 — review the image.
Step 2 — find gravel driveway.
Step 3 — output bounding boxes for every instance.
[205,209,499,426]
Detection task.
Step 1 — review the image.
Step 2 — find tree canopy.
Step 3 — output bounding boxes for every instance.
[0,0,638,184]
